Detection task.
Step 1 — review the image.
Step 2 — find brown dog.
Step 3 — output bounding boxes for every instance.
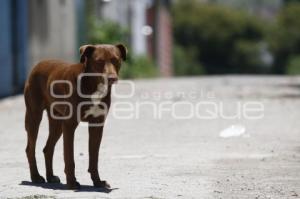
[24,44,127,189]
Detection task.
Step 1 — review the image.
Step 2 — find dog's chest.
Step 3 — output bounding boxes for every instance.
[83,83,108,119]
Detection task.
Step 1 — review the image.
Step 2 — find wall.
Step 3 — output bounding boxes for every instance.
[28,0,77,71]
[0,0,27,97]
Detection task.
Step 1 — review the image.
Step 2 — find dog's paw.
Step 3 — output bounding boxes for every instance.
[31,175,46,183]
[47,175,61,183]
[93,180,111,189]
[66,181,81,190]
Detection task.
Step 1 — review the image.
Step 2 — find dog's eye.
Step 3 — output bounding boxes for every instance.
[111,58,120,66]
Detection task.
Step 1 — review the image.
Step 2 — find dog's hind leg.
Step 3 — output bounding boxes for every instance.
[43,110,63,183]
[25,102,45,183]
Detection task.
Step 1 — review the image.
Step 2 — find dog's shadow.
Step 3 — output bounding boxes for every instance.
[20,181,118,193]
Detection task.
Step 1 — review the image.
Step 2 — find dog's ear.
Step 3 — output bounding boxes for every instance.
[79,45,95,63]
[115,44,127,61]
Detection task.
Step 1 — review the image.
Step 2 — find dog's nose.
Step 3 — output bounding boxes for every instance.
[107,75,118,84]
[108,77,118,84]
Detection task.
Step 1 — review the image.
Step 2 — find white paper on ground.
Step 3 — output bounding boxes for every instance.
[219,125,247,138]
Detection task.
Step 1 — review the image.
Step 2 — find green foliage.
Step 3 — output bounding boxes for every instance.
[88,19,129,44]
[120,56,158,79]
[231,40,271,73]
[173,45,204,76]
[269,2,300,73]
[173,0,268,74]
[286,55,300,75]
[87,18,158,79]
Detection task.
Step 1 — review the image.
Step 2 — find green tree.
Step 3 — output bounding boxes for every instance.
[88,20,130,45]
[173,45,204,76]
[286,56,300,74]
[173,0,267,74]
[269,3,300,73]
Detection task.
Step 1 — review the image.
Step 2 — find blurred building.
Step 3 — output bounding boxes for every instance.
[0,0,84,97]
[28,0,78,68]
[0,0,172,97]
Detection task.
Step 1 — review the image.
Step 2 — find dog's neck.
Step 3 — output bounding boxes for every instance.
[78,74,112,101]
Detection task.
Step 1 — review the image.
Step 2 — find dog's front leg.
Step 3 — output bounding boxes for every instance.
[62,121,80,189]
[88,125,110,188]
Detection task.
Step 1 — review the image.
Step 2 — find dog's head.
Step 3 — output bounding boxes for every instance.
[79,44,127,85]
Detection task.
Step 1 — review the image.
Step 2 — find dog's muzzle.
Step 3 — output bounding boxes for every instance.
[107,74,118,85]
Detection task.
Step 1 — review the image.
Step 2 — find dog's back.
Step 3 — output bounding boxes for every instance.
[24,60,82,107]
[25,60,72,89]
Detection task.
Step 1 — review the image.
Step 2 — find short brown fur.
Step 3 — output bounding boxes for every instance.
[24,44,127,189]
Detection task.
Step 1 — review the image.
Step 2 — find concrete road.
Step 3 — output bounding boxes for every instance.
[0,76,299,199]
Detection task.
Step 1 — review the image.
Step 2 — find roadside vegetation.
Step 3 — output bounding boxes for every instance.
[172,0,300,75]
[87,0,300,77]
[87,19,158,79]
